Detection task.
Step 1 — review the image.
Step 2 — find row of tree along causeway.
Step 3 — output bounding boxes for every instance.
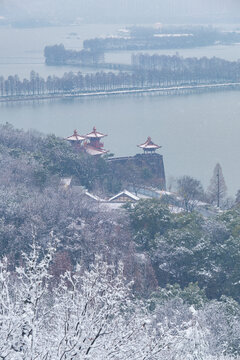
[1,53,240,102]
[1,82,240,103]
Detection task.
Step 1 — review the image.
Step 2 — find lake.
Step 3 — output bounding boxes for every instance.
[0,24,239,196]
[0,90,239,196]
[0,24,121,79]
[1,24,240,79]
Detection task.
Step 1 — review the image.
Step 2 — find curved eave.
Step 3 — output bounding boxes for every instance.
[85,132,107,139]
[138,144,162,150]
[85,146,108,156]
[85,126,107,139]
[66,135,85,141]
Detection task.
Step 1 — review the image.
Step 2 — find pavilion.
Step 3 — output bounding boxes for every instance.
[66,129,85,144]
[66,126,108,156]
[138,136,162,154]
[84,126,108,156]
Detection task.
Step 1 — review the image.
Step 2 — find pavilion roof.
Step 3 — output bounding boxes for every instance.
[138,136,162,150]
[85,126,107,139]
[85,145,108,156]
[66,130,85,142]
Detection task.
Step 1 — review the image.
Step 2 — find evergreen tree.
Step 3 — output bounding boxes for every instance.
[207,163,227,208]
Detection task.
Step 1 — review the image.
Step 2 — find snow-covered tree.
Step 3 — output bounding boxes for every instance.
[52,260,166,360]
[207,163,227,208]
[236,189,240,205]
[177,175,204,212]
[0,238,56,359]
[0,238,240,360]
[14,240,56,359]
[0,241,173,360]
[172,306,211,360]
[0,256,17,359]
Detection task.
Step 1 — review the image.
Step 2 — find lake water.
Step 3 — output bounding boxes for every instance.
[0,24,239,196]
[1,24,240,79]
[0,24,121,79]
[1,90,239,196]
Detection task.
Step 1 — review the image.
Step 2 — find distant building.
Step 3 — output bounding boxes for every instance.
[65,130,85,150]
[66,129,166,190]
[66,126,108,156]
[108,136,166,190]
[138,136,162,154]
[108,190,140,203]
[84,126,108,156]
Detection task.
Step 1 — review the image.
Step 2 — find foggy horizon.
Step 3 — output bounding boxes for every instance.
[1,0,240,24]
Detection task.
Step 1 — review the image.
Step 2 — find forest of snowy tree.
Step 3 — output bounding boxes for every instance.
[0,123,239,359]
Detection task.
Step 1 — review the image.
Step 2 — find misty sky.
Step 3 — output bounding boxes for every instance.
[1,0,240,23]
